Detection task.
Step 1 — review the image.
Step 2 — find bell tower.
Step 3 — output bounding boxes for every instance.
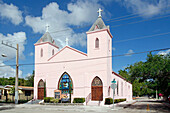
[86,8,113,58]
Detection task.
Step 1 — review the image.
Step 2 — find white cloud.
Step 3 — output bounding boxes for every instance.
[115,0,170,18]
[0,62,23,78]
[28,52,34,56]
[0,32,27,77]
[0,2,23,25]
[25,1,101,48]
[158,49,170,55]
[126,49,134,56]
[112,47,116,51]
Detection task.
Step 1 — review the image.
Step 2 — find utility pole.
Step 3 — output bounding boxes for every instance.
[15,44,19,104]
[2,41,19,104]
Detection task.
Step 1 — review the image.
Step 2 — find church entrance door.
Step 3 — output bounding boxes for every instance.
[38,80,44,100]
[91,76,103,101]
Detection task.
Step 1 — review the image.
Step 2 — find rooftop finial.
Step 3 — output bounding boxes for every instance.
[46,24,49,32]
[97,8,103,18]
[65,38,69,46]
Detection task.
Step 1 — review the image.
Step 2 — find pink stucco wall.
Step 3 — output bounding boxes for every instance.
[34,24,132,103]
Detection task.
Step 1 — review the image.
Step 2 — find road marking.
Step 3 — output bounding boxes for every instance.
[147,104,150,111]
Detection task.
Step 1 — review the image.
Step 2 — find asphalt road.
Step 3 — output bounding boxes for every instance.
[0,98,169,113]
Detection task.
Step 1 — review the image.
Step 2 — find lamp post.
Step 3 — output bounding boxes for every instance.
[1,42,19,104]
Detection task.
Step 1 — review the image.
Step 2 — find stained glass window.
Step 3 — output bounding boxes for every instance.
[92,76,102,86]
[58,73,73,94]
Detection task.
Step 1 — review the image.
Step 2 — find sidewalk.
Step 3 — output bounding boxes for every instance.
[103,99,137,109]
[0,104,15,111]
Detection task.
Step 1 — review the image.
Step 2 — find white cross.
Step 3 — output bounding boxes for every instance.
[97,8,103,17]
[46,24,49,32]
[65,38,69,46]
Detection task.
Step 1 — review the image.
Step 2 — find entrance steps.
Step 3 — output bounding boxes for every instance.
[86,100,104,106]
[25,99,42,104]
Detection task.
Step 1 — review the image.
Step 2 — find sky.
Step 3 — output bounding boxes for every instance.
[0,0,170,78]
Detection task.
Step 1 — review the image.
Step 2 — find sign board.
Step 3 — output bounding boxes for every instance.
[54,89,61,99]
[111,79,116,83]
[111,83,117,89]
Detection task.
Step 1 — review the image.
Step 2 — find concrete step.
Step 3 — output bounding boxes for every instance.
[87,100,104,106]
[25,99,42,104]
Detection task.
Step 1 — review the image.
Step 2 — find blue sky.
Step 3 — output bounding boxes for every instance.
[0,0,170,78]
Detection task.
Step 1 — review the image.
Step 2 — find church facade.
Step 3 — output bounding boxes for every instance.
[34,11,132,105]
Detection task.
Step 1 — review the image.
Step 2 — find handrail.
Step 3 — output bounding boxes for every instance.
[86,93,91,105]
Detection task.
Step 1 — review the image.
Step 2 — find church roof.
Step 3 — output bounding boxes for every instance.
[88,17,108,32]
[112,71,132,84]
[48,46,87,61]
[35,32,54,44]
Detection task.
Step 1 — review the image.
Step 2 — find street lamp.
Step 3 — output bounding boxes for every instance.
[1,42,19,104]
[1,54,7,57]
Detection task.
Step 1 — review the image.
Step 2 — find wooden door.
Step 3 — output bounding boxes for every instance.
[38,80,45,100]
[38,88,44,99]
[91,77,103,101]
[92,86,103,101]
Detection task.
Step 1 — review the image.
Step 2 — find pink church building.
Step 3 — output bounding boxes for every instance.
[34,10,132,105]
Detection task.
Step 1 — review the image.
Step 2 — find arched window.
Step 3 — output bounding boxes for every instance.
[41,48,43,57]
[52,49,54,55]
[58,72,73,94]
[95,38,99,48]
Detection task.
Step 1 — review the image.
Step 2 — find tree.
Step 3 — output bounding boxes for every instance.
[25,71,34,87]
[118,53,170,100]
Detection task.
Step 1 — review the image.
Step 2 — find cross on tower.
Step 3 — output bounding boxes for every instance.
[97,8,103,18]
[46,24,49,32]
[65,38,69,46]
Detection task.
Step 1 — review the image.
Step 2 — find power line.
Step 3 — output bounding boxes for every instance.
[111,14,170,28]
[48,14,170,39]
[114,31,170,43]
[49,8,170,34]
[0,47,169,67]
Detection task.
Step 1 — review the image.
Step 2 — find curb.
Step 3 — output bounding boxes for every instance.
[162,103,170,109]
[0,106,15,111]
[123,101,136,108]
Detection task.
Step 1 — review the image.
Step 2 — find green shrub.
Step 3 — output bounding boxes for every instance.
[114,99,119,103]
[44,97,53,103]
[44,97,59,103]
[50,98,59,103]
[105,98,113,105]
[114,98,126,103]
[120,98,126,102]
[73,98,85,103]
[105,98,127,104]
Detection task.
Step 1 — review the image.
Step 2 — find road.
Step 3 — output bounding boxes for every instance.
[0,98,169,113]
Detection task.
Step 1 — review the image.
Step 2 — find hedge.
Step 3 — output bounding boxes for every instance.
[44,97,59,103]
[105,98,126,105]
[73,98,85,103]
[105,98,113,105]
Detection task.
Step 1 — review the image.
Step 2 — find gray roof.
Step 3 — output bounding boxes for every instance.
[88,17,108,32]
[36,32,54,44]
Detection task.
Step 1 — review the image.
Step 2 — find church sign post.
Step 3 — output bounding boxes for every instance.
[111,79,117,109]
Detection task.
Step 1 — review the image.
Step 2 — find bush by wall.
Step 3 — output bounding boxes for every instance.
[73,98,85,103]
[105,98,126,104]
[114,98,126,103]
[105,98,113,105]
[44,97,59,103]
